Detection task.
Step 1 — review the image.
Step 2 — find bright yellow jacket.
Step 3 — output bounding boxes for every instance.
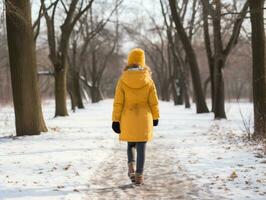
[112,68,160,142]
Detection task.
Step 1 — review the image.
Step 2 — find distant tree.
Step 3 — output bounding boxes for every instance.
[249,0,266,138]
[5,0,47,136]
[0,12,11,104]
[79,7,119,103]
[68,0,122,108]
[168,0,209,113]
[201,0,249,119]
[68,31,85,111]
[41,0,94,116]
[160,0,197,108]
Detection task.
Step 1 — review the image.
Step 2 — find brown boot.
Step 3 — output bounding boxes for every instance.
[135,173,144,185]
[128,162,135,183]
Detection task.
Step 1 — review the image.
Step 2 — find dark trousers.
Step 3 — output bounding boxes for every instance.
[127,142,146,174]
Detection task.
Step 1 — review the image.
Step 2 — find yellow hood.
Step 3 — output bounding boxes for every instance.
[121,69,151,89]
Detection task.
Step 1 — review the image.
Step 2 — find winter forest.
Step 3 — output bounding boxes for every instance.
[0,0,266,199]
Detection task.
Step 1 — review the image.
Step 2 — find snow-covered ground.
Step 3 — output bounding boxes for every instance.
[0,100,265,199]
[0,101,116,200]
[160,101,266,200]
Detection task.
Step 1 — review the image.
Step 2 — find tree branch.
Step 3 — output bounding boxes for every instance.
[70,0,95,31]
[200,0,216,18]
[202,1,213,65]
[60,0,68,13]
[223,0,249,57]
[33,3,43,42]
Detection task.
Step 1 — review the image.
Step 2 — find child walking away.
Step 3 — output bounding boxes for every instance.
[112,48,160,186]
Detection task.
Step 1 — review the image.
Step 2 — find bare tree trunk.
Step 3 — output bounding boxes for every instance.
[169,0,209,113]
[176,80,184,105]
[161,86,167,101]
[210,67,215,112]
[55,69,68,116]
[183,78,191,108]
[212,3,227,119]
[202,6,215,111]
[67,72,77,112]
[5,0,47,136]
[90,85,103,103]
[69,71,84,109]
[75,73,85,109]
[171,79,179,105]
[250,0,266,139]
[161,80,171,101]
[213,62,226,118]
[68,36,84,111]
[165,81,171,101]
[68,90,76,112]
[54,26,72,116]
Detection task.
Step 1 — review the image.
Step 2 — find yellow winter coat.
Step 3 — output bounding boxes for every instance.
[112,68,160,142]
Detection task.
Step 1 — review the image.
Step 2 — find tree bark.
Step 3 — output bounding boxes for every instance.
[202,6,215,111]
[250,0,266,138]
[75,74,85,109]
[212,1,227,119]
[176,79,184,105]
[53,26,71,116]
[5,0,47,136]
[183,78,191,108]
[68,39,84,111]
[169,0,209,113]
[69,71,84,109]
[54,68,68,116]
[213,62,226,118]
[90,85,103,103]
[171,80,179,105]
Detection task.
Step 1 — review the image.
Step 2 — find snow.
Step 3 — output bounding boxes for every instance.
[0,99,265,199]
[0,101,116,200]
[158,101,266,199]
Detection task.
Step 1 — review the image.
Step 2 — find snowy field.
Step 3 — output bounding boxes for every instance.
[0,99,265,199]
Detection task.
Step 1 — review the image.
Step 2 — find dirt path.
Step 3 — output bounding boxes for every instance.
[86,139,219,200]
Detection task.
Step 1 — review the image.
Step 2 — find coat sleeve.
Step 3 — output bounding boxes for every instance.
[112,79,124,122]
[148,80,160,119]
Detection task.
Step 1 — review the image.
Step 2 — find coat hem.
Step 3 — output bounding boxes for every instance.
[119,138,152,142]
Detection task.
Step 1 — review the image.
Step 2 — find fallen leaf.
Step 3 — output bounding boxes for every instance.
[229,171,238,179]
[64,164,71,171]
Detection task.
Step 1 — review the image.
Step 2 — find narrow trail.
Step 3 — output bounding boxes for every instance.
[86,138,218,200]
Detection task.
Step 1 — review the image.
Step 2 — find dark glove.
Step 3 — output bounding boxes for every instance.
[153,119,159,126]
[112,121,121,134]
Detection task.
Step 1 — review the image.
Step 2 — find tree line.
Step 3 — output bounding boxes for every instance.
[1,0,266,139]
